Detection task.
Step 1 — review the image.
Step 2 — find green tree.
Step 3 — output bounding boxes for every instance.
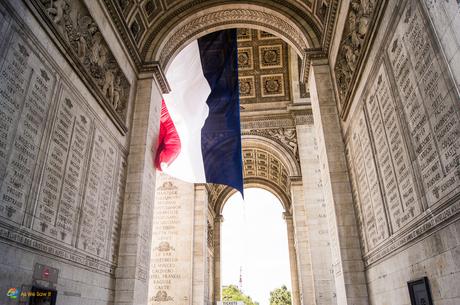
[269,285,292,305]
[222,285,260,305]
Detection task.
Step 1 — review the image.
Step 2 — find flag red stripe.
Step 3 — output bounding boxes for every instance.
[155,99,181,170]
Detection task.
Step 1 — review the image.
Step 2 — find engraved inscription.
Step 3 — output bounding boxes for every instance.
[350,110,389,249]
[150,175,193,304]
[346,144,369,253]
[366,65,421,230]
[77,128,117,257]
[387,2,460,204]
[0,32,55,223]
[33,89,92,244]
[108,157,127,261]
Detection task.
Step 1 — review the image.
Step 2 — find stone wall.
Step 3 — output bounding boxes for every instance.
[336,0,460,304]
[0,0,136,304]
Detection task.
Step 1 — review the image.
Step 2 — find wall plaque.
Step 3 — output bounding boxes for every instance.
[0,29,56,224]
[149,174,194,305]
[408,277,433,305]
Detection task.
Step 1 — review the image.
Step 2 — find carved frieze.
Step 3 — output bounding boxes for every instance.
[244,128,299,161]
[207,220,214,249]
[334,0,383,116]
[241,117,295,130]
[206,183,227,208]
[30,0,131,133]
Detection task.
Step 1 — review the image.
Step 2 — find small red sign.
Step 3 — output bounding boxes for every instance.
[42,268,49,279]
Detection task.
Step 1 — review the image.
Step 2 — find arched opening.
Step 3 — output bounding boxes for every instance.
[221,188,292,305]
[151,23,305,305]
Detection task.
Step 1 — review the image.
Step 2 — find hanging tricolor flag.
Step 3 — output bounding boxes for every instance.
[155,29,244,195]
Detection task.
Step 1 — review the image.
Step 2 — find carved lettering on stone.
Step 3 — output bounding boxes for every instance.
[108,156,127,261]
[0,31,56,224]
[365,65,421,231]
[33,87,92,244]
[387,1,460,205]
[349,110,389,249]
[150,174,193,305]
[0,8,127,270]
[77,128,118,258]
[345,144,369,253]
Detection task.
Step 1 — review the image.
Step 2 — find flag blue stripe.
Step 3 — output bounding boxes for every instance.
[197,29,244,195]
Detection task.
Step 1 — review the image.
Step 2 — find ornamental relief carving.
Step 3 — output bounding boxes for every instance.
[156,8,308,68]
[31,0,131,132]
[334,0,380,110]
[243,128,299,162]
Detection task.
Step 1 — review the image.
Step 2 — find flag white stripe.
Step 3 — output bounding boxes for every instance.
[162,41,211,182]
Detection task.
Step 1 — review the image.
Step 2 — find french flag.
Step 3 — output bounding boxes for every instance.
[155,29,244,195]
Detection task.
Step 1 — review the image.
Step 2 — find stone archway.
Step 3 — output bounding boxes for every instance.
[205,135,302,305]
[143,3,323,69]
[138,11,363,304]
[114,3,367,305]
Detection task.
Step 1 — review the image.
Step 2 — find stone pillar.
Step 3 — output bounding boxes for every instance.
[213,215,224,302]
[115,73,162,305]
[192,184,209,305]
[284,212,302,305]
[290,178,315,305]
[295,117,336,305]
[308,58,369,305]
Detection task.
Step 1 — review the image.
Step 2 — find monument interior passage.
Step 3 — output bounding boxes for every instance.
[0,0,459,305]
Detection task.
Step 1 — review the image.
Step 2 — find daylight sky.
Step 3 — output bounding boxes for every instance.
[221,188,292,305]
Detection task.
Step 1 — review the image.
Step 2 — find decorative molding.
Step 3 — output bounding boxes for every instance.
[141,0,323,59]
[207,220,214,249]
[0,224,116,274]
[363,198,460,267]
[241,118,295,130]
[156,8,309,68]
[100,0,340,79]
[243,128,299,161]
[101,0,142,67]
[140,62,171,93]
[242,147,291,194]
[294,114,314,125]
[322,0,340,50]
[29,0,131,134]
